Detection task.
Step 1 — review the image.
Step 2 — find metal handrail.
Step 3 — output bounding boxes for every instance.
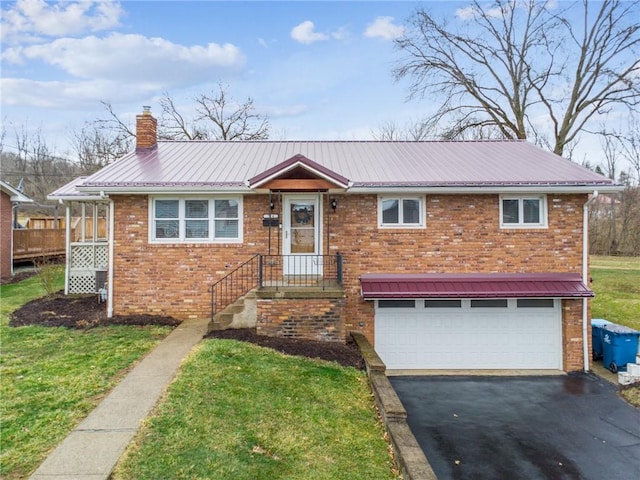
[259,253,343,291]
[210,254,260,320]
[210,253,343,320]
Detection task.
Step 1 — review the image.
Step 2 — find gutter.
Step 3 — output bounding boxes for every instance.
[582,191,599,372]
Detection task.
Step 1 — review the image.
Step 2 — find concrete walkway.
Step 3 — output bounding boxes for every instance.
[30,318,208,480]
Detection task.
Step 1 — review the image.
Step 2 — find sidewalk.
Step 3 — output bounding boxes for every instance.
[30,317,208,480]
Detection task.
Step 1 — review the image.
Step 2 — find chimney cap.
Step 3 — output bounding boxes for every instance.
[142,105,151,114]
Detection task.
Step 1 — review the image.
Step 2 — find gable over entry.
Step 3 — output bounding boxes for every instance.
[248,154,350,192]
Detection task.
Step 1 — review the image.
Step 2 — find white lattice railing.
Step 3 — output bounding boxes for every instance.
[68,242,108,294]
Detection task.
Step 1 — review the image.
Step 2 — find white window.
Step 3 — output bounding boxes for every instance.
[150,197,242,243]
[500,195,547,228]
[378,196,425,228]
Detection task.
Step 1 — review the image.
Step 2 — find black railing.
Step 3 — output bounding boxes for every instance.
[210,253,343,320]
[210,254,260,319]
[259,254,343,290]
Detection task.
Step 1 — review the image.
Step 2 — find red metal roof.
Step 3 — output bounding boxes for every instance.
[360,273,593,299]
[71,140,619,193]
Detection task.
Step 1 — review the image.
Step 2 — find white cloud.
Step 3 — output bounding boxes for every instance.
[364,16,405,40]
[1,33,246,109]
[291,21,329,45]
[1,0,123,43]
[0,77,157,108]
[2,33,245,83]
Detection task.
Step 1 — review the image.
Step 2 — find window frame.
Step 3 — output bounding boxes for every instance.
[378,195,426,229]
[499,195,548,229]
[149,196,243,244]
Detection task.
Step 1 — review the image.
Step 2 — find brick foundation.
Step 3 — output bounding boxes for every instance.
[256,294,346,342]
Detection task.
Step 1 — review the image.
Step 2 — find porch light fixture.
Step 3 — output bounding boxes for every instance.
[331,198,338,211]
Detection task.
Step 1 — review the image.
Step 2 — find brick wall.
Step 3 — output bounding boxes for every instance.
[256,296,345,342]
[327,193,586,336]
[111,195,272,318]
[1,192,12,279]
[111,192,589,370]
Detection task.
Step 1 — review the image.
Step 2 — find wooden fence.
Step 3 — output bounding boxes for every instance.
[13,229,70,260]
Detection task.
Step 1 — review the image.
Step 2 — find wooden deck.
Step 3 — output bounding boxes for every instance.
[13,229,68,260]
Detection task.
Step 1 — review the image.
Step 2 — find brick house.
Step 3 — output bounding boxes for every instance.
[49,108,621,373]
[1,180,33,279]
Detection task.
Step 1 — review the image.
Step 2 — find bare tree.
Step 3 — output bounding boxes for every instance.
[620,114,640,184]
[99,84,270,143]
[372,118,437,140]
[159,84,270,141]
[71,122,133,173]
[1,124,78,205]
[394,0,640,156]
[97,100,137,140]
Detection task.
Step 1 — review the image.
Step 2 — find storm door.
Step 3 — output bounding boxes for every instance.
[283,195,322,277]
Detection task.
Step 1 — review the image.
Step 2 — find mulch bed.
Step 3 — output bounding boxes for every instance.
[9,293,365,369]
[207,328,365,370]
[9,293,181,329]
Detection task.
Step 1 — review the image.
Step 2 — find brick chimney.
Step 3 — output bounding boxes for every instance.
[136,106,157,151]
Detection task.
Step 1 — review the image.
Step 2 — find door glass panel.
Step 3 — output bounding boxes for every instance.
[290,203,315,254]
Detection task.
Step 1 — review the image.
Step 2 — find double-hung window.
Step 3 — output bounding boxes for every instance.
[151,197,242,242]
[379,196,425,228]
[500,195,547,228]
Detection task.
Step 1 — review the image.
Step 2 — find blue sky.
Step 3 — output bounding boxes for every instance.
[1,0,637,177]
[1,0,438,153]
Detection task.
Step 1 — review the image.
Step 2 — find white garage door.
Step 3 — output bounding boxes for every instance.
[375,298,562,370]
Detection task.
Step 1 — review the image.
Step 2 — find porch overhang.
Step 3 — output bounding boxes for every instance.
[360,273,594,299]
[248,154,350,191]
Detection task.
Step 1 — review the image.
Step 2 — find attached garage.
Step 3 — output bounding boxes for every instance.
[361,273,593,371]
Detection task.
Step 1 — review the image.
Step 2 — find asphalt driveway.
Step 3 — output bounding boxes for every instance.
[390,374,640,480]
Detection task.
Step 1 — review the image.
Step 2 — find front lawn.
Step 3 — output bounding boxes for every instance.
[0,271,172,479]
[114,340,398,480]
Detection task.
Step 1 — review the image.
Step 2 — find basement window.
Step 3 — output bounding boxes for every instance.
[151,197,242,243]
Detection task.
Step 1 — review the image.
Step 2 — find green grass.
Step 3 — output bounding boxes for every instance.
[591,256,640,330]
[591,256,640,408]
[0,271,172,479]
[114,340,398,480]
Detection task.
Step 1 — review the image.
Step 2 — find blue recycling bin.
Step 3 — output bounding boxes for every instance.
[602,324,640,373]
[591,318,612,360]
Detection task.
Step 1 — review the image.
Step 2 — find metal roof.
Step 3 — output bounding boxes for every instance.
[1,179,33,203]
[360,273,594,299]
[47,177,106,201]
[65,140,618,194]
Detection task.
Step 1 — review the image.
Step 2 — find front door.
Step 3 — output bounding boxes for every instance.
[283,195,322,276]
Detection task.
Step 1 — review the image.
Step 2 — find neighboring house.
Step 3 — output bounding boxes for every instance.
[49,108,621,373]
[1,179,33,279]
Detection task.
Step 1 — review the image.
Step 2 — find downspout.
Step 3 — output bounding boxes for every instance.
[64,201,71,295]
[582,191,598,372]
[11,204,18,276]
[107,199,115,318]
